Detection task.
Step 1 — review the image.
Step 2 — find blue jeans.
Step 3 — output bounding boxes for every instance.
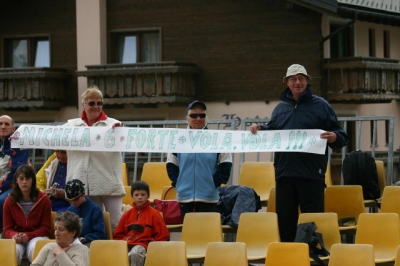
[0,187,12,231]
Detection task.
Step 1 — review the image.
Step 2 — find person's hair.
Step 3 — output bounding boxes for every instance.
[131,181,150,197]
[55,211,82,238]
[81,86,103,103]
[10,165,38,203]
[0,115,14,126]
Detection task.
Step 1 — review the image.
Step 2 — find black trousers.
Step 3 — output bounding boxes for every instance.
[276,177,324,242]
[179,202,217,219]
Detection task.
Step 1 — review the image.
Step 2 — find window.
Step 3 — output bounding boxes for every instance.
[383,30,390,58]
[330,23,354,58]
[369,28,376,57]
[3,36,50,67]
[110,29,161,64]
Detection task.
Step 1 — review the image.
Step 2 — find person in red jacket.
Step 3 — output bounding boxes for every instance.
[3,165,51,265]
[113,181,170,266]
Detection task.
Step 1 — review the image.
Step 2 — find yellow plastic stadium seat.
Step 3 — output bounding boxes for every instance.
[329,243,375,266]
[90,240,129,266]
[236,212,280,264]
[144,241,187,266]
[49,211,56,239]
[355,213,400,264]
[238,162,275,207]
[180,212,223,263]
[140,162,171,203]
[161,186,177,200]
[204,242,248,266]
[122,185,132,206]
[395,245,400,266]
[266,186,275,213]
[32,239,56,261]
[324,185,365,234]
[122,162,128,186]
[103,211,113,240]
[265,242,309,266]
[380,186,400,226]
[0,239,18,266]
[297,212,341,264]
[325,163,332,186]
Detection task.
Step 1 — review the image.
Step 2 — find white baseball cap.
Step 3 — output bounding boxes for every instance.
[283,64,311,83]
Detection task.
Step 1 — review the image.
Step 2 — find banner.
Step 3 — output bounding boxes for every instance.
[11,125,327,154]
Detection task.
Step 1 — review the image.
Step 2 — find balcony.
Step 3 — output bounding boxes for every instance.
[324,57,400,103]
[0,67,69,109]
[76,62,201,106]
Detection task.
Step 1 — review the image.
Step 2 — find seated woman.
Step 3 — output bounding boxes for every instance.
[31,211,90,266]
[3,165,51,265]
[65,179,107,246]
[37,150,70,212]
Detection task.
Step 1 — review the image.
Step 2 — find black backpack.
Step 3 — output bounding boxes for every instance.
[294,222,329,266]
[342,150,381,200]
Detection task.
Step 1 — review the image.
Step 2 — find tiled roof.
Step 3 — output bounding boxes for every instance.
[338,0,400,14]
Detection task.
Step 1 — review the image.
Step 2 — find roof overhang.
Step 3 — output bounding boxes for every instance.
[287,0,400,26]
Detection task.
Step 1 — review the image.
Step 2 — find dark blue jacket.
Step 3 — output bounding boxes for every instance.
[261,85,349,181]
[67,197,106,243]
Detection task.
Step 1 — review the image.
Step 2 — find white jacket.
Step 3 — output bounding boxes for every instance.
[65,117,125,196]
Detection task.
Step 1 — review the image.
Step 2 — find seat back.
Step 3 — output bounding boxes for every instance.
[324,185,365,224]
[144,241,187,266]
[298,212,341,254]
[265,242,310,266]
[161,186,177,200]
[380,186,400,215]
[122,185,132,206]
[140,162,171,203]
[395,245,400,266]
[355,213,400,262]
[122,162,128,186]
[329,243,375,266]
[204,242,248,266]
[90,240,129,266]
[49,211,56,239]
[0,239,17,266]
[103,211,113,240]
[325,163,332,186]
[180,212,223,259]
[238,162,275,203]
[266,186,275,212]
[32,239,56,261]
[236,212,280,260]
[375,160,386,194]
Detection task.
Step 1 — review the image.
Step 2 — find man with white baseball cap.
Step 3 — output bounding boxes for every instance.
[249,64,349,242]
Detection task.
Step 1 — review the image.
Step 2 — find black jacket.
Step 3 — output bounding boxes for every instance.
[261,85,349,181]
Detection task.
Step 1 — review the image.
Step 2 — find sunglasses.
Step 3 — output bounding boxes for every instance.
[189,113,206,119]
[85,101,104,106]
[66,195,81,202]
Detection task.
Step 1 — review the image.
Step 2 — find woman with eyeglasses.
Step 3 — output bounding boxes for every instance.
[64,86,125,231]
[31,211,90,266]
[166,100,233,218]
[3,165,51,265]
[65,179,106,247]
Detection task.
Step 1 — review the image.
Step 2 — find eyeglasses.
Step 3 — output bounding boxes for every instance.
[66,195,81,202]
[189,113,206,119]
[85,101,104,106]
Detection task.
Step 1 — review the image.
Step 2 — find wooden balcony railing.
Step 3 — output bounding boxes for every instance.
[324,57,400,103]
[0,67,69,109]
[76,61,201,106]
